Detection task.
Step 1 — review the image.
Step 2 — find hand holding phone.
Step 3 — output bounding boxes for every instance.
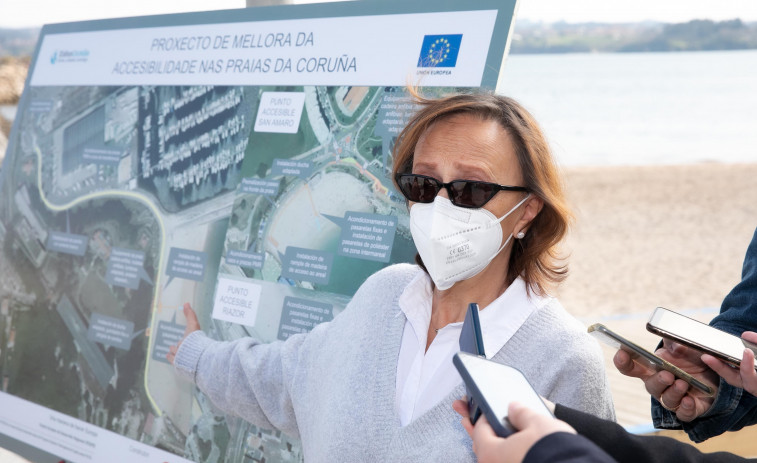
[588,323,714,396]
[700,331,757,397]
[647,307,757,370]
[453,352,553,437]
[452,399,574,463]
[612,338,719,421]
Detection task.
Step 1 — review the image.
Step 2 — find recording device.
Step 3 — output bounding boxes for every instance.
[459,302,485,422]
[588,323,713,396]
[647,307,757,370]
[453,352,553,437]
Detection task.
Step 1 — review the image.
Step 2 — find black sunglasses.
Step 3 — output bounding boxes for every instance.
[394,173,529,209]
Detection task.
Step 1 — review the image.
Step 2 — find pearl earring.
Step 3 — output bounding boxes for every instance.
[516,231,525,239]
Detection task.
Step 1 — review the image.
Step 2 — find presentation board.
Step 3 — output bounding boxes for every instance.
[0,1,518,461]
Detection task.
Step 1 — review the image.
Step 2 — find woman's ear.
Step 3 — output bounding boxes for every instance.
[515,196,543,236]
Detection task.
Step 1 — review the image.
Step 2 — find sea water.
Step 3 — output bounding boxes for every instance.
[499,49,757,166]
[3,51,755,168]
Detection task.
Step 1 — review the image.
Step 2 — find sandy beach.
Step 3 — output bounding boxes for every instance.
[559,162,757,318]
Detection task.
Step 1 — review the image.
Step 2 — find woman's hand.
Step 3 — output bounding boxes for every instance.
[701,331,757,396]
[614,339,718,422]
[166,302,201,365]
[452,399,575,463]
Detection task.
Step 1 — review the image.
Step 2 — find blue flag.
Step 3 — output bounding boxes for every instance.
[417,34,463,68]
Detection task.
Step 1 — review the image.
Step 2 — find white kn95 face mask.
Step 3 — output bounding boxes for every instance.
[409,194,531,290]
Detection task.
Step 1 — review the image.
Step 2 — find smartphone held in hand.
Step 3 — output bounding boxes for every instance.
[453,352,553,437]
[588,323,714,396]
[647,307,757,370]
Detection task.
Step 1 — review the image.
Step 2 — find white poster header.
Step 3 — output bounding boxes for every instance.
[31,10,497,87]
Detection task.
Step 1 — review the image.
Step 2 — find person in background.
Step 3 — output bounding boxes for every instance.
[167,92,615,462]
[615,226,757,442]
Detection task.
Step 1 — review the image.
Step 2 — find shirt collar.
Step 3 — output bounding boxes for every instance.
[398,270,434,333]
[398,270,548,358]
[478,277,542,358]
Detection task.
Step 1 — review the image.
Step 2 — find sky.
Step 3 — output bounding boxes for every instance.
[1,0,757,29]
[516,0,757,24]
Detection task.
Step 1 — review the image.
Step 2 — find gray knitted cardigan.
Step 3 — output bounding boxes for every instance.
[175,264,615,462]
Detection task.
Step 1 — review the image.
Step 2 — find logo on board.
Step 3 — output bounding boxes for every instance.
[49,49,90,64]
[417,34,463,68]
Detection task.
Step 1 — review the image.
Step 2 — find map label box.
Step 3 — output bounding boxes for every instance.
[106,247,145,290]
[281,247,333,285]
[278,296,333,340]
[212,277,262,326]
[271,158,312,179]
[82,146,122,166]
[254,91,306,134]
[87,313,134,351]
[46,231,89,256]
[152,318,185,365]
[338,212,397,263]
[29,100,53,112]
[240,178,280,196]
[375,90,422,138]
[166,248,207,282]
[226,249,265,270]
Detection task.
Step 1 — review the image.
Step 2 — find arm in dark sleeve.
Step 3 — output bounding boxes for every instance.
[712,227,757,337]
[523,432,617,463]
[653,227,757,441]
[555,404,753,463]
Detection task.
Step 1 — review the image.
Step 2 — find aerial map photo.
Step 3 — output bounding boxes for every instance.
[0,83,440,463]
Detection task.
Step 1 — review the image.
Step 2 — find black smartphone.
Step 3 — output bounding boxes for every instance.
[588,323,714,396]
[460,302,485,357]
[459,302,485,423]
[647,307,757,370]
[453,352,553,437]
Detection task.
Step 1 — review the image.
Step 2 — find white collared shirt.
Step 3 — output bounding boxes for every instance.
[395,271,539,426]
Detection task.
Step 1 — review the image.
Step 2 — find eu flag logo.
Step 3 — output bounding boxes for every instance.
[417,34,463,68]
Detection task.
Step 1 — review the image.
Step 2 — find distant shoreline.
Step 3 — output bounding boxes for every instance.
[511,19,757,54]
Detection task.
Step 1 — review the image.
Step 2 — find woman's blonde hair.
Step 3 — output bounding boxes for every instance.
[391,92,572,295]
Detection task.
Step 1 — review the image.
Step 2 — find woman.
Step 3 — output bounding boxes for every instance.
[169,92,615,462]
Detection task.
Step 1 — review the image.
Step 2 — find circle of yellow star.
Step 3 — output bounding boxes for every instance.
[427,38,451,65]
